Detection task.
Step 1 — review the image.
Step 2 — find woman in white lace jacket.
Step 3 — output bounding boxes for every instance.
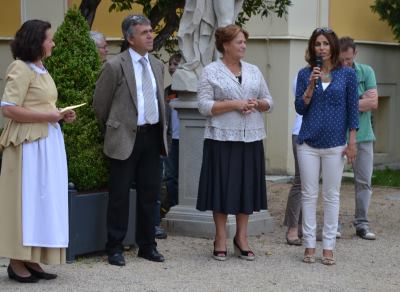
[196,25,274,261]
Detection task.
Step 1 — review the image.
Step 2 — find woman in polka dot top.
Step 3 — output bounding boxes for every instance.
[294,28,359,265]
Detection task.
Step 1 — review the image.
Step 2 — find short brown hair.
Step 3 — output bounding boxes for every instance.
[215,24,249,53]
[11,19,51,62]
[305,27,341,69]
[339,36,356,52]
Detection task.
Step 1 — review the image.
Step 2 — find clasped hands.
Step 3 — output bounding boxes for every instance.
[236,98,260,115]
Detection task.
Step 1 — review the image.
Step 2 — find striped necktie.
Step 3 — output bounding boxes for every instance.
[139,57,157,124]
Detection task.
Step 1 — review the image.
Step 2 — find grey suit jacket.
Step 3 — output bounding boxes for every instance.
[93,50,167,160]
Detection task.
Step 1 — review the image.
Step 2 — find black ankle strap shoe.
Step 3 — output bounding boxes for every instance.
[233,237,255,261]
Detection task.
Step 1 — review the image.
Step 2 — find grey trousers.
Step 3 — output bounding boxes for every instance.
[352,141,374,230]
[283,135,302,228]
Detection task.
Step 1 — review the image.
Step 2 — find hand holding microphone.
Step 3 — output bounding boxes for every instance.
[304,55,322,104]
[310,55,323,89]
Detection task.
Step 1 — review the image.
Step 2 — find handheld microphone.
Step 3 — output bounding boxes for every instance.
[315,55,323,88]
[316,55,323,69]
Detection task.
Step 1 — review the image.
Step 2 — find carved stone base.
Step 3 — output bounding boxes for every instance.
[171,69,198,92]
[163,206,274,239]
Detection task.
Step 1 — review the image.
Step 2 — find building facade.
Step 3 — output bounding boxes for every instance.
[0,0,398,172]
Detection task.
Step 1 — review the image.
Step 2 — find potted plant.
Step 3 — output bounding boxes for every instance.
[45,8,136,262]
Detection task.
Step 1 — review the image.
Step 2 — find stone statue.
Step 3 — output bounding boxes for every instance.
[172,0,244,92]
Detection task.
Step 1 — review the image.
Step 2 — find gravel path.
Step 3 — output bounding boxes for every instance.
[1,182,399,291]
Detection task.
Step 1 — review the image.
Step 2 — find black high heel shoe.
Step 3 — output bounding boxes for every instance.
[25,264,57,280]
[233,237,255,261]
[213,241,227,261]
[7,265,39,283]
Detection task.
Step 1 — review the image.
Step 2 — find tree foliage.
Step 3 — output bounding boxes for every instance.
[371,0,400,42]
[80,0,292,52]
[238,0,291,24]
[45,8,108,191]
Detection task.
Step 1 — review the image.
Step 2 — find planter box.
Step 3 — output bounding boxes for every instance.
[67,189,137,262]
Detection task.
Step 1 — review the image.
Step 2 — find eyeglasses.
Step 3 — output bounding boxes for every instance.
[314,27,333,34]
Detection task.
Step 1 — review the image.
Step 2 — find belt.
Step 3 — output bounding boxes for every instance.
[137,123,159,133]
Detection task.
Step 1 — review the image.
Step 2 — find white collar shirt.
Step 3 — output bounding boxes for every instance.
[129,48,159,125]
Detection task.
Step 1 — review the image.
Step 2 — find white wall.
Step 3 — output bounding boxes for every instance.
[21,0,67,29]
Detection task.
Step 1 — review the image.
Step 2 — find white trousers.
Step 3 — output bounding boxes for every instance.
[297,143,345,250]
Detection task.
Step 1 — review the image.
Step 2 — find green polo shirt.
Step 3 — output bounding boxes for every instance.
[352,62,377,143]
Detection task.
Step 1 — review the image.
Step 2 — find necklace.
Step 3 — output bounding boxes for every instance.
[221,58,241,77]
[228,66,241,77]
[321,71,331,81]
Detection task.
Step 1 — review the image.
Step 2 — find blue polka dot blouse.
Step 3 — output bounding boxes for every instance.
[295,66,359,149]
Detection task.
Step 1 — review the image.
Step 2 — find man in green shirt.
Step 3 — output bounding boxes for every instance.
[340,37,378,240]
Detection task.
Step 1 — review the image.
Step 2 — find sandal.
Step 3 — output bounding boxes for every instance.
[303,254,315,264]
[213,241,227,261]
[286,236,302,246]
[286,228,302,246]
[322,250,336,265]
[321,256,336,265]
[233,237,255,261]
[303,248,316,263]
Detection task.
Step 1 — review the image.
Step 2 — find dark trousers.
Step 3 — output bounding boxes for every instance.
[164,139,179,207]
[106,124,161,255]
[154,157,165,226]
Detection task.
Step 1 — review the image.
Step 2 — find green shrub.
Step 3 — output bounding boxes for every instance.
[372,168,400,187]
[45,8,108,191]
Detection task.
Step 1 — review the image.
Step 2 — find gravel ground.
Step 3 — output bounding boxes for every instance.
[1,182,399,291]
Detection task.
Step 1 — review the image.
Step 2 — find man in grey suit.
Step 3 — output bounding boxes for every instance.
[93,15,167,266]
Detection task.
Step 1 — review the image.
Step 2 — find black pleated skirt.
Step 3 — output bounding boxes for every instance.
[196,139,267,215]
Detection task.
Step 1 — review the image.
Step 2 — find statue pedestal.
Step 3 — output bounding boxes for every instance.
[163,92,274,238]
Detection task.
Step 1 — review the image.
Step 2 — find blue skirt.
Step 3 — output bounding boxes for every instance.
[196,139,267,215]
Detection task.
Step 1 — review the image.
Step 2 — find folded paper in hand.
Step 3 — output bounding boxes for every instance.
[59,103,87,113]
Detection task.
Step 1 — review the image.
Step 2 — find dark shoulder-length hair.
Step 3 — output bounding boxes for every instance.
[11,19,51,62]
[215,24,249,54]
[305,27,341,69]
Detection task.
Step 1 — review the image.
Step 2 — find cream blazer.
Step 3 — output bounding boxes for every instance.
[0,60,57,150]
[197,59,274,142]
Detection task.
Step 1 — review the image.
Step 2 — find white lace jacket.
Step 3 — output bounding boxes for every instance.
[197,59,274,142]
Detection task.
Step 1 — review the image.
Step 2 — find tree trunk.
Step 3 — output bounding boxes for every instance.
[79,0,102,28]
[150,1,185,51]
